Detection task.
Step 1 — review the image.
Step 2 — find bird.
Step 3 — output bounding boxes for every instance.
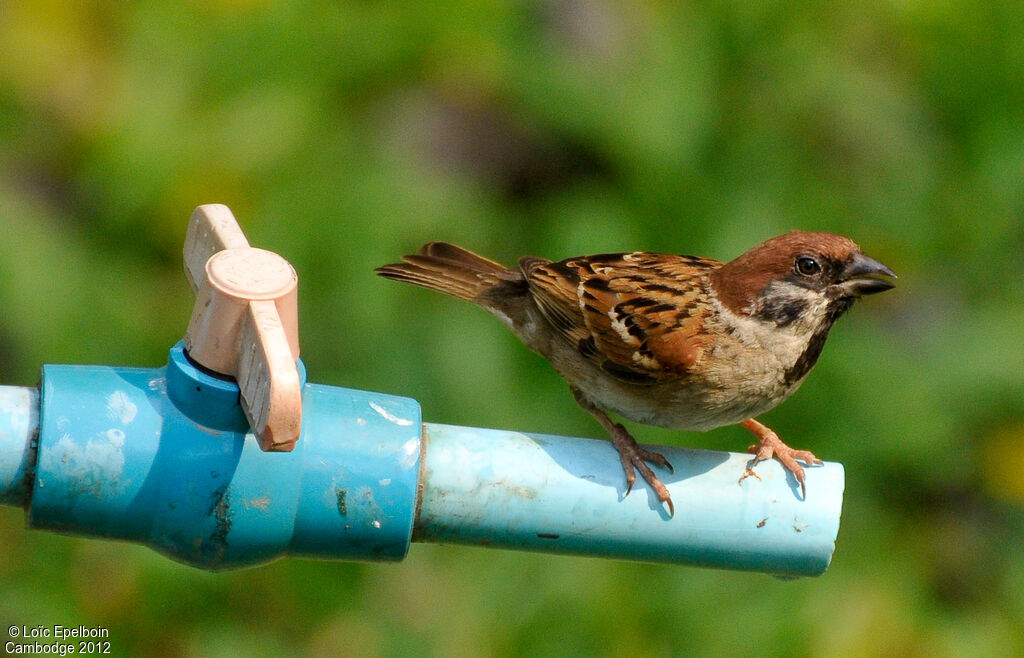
[376,231,895,515]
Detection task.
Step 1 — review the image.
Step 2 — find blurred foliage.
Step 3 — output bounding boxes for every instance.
[2,1,1023,656]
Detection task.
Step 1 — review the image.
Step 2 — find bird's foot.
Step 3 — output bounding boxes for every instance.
[609,423,675,516]
[571,388,675,515]
[739,418,823,498]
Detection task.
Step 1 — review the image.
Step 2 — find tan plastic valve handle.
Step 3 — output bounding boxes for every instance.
[182,204,302,451]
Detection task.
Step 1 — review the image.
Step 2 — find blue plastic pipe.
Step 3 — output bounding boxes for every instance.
[0,345,844,576]
[417,424,843,575]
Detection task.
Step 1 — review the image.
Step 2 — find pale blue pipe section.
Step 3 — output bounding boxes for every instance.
[417,423,843,577]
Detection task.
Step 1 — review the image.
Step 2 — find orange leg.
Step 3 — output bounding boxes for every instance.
[738,418,823,498]
[573,388,675,516]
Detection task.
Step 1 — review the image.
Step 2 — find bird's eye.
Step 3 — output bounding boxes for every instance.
[795,256,821,276]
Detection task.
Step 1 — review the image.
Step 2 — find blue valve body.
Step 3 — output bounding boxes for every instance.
[26,344,422,569]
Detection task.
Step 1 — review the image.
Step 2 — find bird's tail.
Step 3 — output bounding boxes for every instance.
[375,242,512,302]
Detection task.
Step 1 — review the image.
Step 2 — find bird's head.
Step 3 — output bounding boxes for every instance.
[711,231,897,331]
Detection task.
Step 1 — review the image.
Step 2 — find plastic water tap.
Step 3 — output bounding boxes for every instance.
[0,205,844,576]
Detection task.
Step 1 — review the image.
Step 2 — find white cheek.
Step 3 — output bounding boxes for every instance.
[712,284,829,360]
[721,309,806,354]
[761,281,832,330]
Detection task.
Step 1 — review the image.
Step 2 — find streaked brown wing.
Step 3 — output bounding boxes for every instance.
[522,252,720,385]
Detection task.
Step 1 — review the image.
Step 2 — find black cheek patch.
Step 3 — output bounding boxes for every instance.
[756,297,809,327]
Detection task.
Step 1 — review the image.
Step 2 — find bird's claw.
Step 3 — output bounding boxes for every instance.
[612,425,675,516]
[740,419,822,499]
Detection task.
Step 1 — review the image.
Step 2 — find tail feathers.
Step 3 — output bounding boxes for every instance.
[376,242,512,302]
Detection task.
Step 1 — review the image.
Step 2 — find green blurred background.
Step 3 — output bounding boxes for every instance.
[2,1,1023,656]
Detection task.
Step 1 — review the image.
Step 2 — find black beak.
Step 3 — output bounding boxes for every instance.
[839,254,897,296]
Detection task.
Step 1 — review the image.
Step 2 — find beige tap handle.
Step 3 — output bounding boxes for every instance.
[183,204,302,451]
